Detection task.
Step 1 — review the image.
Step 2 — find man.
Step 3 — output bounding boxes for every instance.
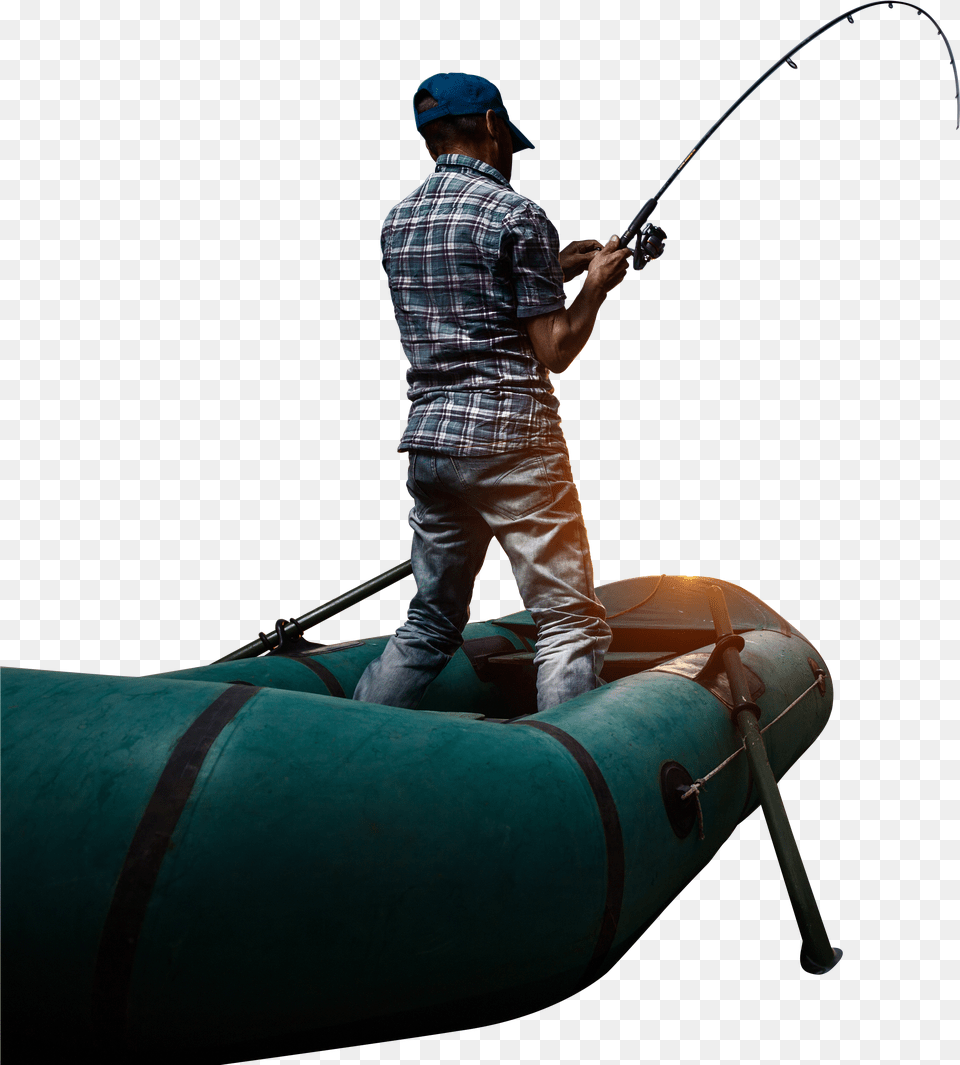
[353,72,632,714]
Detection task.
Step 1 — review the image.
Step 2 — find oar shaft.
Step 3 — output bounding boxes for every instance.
[214,559,414,663]
[707,585,841,974]
[736,708,838,971]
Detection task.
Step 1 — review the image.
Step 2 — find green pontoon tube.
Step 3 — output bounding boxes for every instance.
[2,572,839,1065]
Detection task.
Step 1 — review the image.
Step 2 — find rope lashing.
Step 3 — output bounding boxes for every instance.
[680,668,827,839]
[685,778,708,840]
[605,573,666,620]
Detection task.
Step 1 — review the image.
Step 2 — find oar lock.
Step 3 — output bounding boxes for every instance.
[690,631,761,721]
[258,617,326,657]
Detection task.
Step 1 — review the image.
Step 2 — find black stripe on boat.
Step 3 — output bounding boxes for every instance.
[91,683,261,1045]
[515,720,625,985]
[290,655,346,697]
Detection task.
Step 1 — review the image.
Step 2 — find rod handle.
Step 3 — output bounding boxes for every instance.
[619,198,658,249]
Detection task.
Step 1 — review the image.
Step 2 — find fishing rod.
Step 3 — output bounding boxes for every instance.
[622,1,959,269]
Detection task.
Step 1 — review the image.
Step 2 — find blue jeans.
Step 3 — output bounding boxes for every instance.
[352,446,612,714]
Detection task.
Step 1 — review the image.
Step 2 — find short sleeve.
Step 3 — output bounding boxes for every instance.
[502,203,566,319]
[380,208,396,273]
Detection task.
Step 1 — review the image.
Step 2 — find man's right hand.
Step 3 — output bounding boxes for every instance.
[584,235,632,294]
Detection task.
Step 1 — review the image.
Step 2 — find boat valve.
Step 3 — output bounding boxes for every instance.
[659,760,698,839]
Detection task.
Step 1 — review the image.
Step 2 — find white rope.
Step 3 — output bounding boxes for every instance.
[679,671,825,816]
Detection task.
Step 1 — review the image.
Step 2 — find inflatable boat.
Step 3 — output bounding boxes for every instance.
[1,572,840,1064]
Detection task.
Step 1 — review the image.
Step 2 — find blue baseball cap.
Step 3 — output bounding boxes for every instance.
[414,73,535,152]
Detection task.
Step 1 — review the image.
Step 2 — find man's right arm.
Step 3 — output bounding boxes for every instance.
[524,235,632,374]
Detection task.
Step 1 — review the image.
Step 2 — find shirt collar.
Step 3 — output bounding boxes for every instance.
[435,154,512,189]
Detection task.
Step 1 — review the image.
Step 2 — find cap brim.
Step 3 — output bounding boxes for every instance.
[506,119,535,152]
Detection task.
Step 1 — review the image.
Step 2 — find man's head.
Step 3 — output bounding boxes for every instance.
[413,73,534,183]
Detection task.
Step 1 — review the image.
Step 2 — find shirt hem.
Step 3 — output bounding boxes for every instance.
[398,434,567,457]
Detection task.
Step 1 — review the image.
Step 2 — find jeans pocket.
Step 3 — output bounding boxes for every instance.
[475,451,554,520]
[406,453,435,520]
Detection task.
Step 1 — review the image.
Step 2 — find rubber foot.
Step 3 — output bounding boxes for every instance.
[799,945,843,974]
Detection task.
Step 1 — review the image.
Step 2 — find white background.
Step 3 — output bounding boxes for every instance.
[7,1,959,1062]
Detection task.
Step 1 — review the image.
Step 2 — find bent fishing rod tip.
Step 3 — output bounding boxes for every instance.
[616,1,960,242]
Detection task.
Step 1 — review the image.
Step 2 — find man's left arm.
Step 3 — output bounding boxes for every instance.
[558,239,604,283]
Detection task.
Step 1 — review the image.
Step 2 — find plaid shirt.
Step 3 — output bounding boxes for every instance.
[381,154,568,456]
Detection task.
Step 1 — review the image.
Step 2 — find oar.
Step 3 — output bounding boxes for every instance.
[706,584,842,974]
[214,560,414,664]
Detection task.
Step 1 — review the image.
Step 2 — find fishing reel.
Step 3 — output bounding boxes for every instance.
[633,222,667,270]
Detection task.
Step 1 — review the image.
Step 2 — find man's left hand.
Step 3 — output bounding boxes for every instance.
[559,240,604,283]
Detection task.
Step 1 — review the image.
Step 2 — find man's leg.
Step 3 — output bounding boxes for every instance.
[352,452,493,708]
[449,447,612,714]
